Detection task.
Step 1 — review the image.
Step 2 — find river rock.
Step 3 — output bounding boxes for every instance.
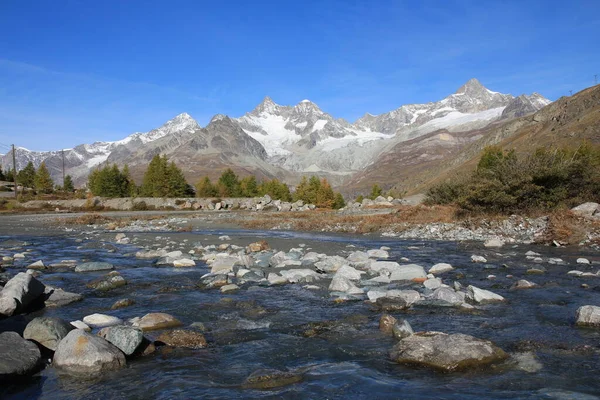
[334,265,363,281]
[392,319,414,340]
[484,238,505,248]
[267,273,288,285]
[53,330,126,374]
[376,297,410,311]
[134,313,182,331]
[510,279,538,290]
[429,287,464,306]
[111,298,135,310]
[83,313,123,328]
[423,278,442,290]
[0,272,46,316]
[23,317,74,351]
[242,368,303,390]
[389,264,427,282]
[156,329,207,348]
[429,263,454,275]
[135,249,167,259]
[27,260,45,270]
[577,258,591,265]
[279,269,321,283]
[315,256,347,273]
[390,332,507,371]
[247,241,269,252]
[386,289,421,306]
[75,262,114,272]
[466,285,505,304]
[379,314,397,335]
[210,255,240,273]
[576,305,600,327]
[471,255,487,263]
[220,284,240,293]
[86,271,127,291]
[0,331,42,380]
[200,273,230,288]
[44,286,84,307]
[329,275,363,294]
[367,249,389,259]
[98,325,144,356]
[173,258,196,267]
[346,251,370,267]
[70,320,92,331]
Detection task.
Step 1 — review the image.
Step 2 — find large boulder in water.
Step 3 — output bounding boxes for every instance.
[156,329,207,349]
[390,332,507,371]
[86,271,126,292]
[53,330,126,374]
[98,325,144,356]
[576,305,600,327]
[23,317,74,351]
[0,331,42,380]
[132,313,182,332]
[0,272,45,316]
[75,262,114,272]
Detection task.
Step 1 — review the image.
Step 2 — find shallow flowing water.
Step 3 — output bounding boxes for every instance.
[1,228,600,399]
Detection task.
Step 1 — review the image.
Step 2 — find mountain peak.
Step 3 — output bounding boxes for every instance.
[252,96,281,115]
[455,78,486,95]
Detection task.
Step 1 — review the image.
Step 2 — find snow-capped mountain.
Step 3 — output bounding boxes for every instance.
[1,78,551,187]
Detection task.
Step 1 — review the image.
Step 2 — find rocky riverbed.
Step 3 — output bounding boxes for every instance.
[0,214,600,399]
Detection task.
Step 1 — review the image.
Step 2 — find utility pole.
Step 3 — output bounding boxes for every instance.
[595,74,598,86]
[62,149,66,189]
[569,90,573,96]
[11,144,17,199]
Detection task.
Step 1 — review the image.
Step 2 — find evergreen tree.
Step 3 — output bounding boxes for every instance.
[34,162,54,194]
[307,176,321,204]
[293,176,310,202]
[17,161,35,188]
[139,155,190,197]
[333,192,346,209]
[240,176,259,197]
[0,165,5,181]
[217,168,241,197]
[259,179,292,201]
[369,184,383,200]
[88,164,134,197]
[63,175,75,192]
[4,168,14,183]
[166,161,193,197]
[195,176,217,197]
[121,165,136,196]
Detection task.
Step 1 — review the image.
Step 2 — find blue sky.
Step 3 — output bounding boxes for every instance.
[0,0,598,151]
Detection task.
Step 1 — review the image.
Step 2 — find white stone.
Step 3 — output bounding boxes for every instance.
[367,289,387,302]
[577,258,591,265]
[466,285,505,304]
[423,278,442,290]
[389,264,427,281]
[471,255,487,263]
[70,320,92,332]
[267,273,288,285]
[173,258,196,267]
[484,239,504,248]
[367,249,389,259]
[82,313,123,328]
[220,284,239,293]
[429,263,454,275]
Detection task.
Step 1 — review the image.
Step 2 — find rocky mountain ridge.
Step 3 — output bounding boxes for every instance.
[0,79,551,187]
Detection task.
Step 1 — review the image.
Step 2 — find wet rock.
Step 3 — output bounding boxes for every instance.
[134,313,182,332]
[200,273,229,289]
[334,265,363,281]
[510,280,538,290]
[466,285,505,304]
[111,298,135,310]
[428,287,464,306]
[247,241,269,252]
[53,330,126,374]
[392,319,414,340]
[210,255,240,274]
[23,317,74,351]
[27,260,45,270]
[75,262,114,272]
[70,320,92,332]
[423,278,442,290]
[376,297,410,311]
[315,256,347,273]
[98,325,144,356]
[279,269,321,283]
[44,286,83,307]
[135,249,167,259]
[242,368,303,389]
[346,251,370,267]
[173,258,196,267]
[0,331,42,380]
[471,255,487,263]
[329,275,363,294]
[82,313,123,328]
[367,289,387,302]
[379,314,397,335]
[386,289,421,306]
[429,263,454,275]
[484,238,505,248]
[267,273,288,285]
[367,249,389,259]
[220,284,240,293]
[0,272,46,316]
[156,251,186,266]
[86,271,127,292]
[577,258,591,265]
[511,352,543,373]
[576,305,600,327]
[389,264,427,282]
[156,329,207,348]
[390,332,507,371]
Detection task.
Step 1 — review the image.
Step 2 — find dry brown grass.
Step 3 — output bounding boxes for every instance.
[242,205,458,234]
[540,209,596,245]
